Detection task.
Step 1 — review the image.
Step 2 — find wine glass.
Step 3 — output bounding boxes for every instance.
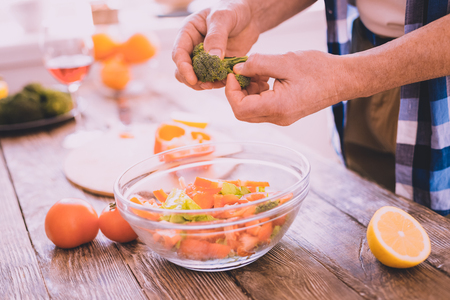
[40,2,102,148]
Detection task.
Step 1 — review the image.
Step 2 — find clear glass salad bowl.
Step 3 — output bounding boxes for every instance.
[114,142,310,271]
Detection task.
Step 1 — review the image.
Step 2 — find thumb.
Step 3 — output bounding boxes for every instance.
[203,11,235,59]
[233,53,288,79]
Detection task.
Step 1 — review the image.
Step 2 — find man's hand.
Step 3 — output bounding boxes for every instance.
[225,51,342,126]
[172,1,260,91]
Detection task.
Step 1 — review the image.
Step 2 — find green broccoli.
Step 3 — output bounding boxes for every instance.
[191,43,251,88]
[0,82,74,125]
[40,88,73,118]
[255,199,280,214]
[23,83,46,95]
[0,91,44,124]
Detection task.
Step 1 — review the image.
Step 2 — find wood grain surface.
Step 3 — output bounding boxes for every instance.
[2,68,450,300]
[0,148,49,300]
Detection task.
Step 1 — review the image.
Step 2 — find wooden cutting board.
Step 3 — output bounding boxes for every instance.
[63,123,237,197]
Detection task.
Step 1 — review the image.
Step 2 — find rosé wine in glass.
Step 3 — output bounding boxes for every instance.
[46,54,93,85]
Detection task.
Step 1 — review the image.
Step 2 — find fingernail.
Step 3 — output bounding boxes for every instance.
[200,83,212,89]
[209,49,221,58]
[233,63,244,74]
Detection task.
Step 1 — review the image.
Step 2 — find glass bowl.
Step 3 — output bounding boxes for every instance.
[114,142,310,271]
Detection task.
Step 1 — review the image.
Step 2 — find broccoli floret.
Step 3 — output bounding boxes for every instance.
[23,83,46,95]
[0,82,74,124]
[255,199,280,214]
[235,74,251,89]
[0,91,44,124]
[40,88,73,118]
[191,43,251,88]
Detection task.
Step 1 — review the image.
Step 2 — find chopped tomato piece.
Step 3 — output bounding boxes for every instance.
[242,205,257,218]
[162,234,183,250]
[245,220,260,236]
[273,214,287,226]
[224,225,240,250]
[257,221,273,243]
[213,194,225,208]
[187,229,225,242]
[153,189,168,203]
[129,197,160,221]
[237,233,259,257]
[225,179,242,186]
[279,193,293,204]
[178,239,231,260]
[209,243,232,259]
[240,192,267,202]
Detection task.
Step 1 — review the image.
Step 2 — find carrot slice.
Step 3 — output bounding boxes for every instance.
[194,177,220,189]
[193,192,215,209]
[223,194,240,205]
[243,181,270,187]
[153,189,168,203]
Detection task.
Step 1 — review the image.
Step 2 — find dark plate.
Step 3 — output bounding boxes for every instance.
[0,109,78,132]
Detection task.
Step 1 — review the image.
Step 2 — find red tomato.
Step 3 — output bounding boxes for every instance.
[99,203,138,243]
[45,198,99,249]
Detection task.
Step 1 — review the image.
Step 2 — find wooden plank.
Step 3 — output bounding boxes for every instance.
[227,236,363,300]
[1,132,148,300]
[0,146,49,299]
[114,242,250,300]
[287,193,450,300]
[306,154,450,277]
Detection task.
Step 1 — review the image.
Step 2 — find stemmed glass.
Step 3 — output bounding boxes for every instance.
[40,3,102,148]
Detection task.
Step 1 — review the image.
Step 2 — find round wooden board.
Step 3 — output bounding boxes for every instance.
[63,123,237,197]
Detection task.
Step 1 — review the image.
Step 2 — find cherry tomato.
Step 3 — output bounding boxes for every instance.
[45,198,99,249]
[99,203,138,243]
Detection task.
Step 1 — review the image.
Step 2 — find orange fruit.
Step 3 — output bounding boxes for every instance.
[101,56,131,90]
[367,206,431,268]
[92,33,120,61]
[120,33,159,64]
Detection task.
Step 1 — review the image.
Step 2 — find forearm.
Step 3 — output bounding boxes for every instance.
[338,14,450,102]
[244,0,317,33]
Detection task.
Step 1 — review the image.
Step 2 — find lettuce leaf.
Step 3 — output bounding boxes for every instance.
[220,182,251,197]
[160,188,216,223]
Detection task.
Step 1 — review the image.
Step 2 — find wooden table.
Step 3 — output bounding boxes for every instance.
[2,67,450,300]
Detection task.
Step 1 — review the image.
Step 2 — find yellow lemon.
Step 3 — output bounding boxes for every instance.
[171,111,209,129]
[367,206,431,268]
[0,80,8,99]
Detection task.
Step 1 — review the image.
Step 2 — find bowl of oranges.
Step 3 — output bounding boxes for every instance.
[92,31,160,95]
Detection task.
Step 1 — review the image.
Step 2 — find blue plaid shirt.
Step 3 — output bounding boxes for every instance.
[325,0,450,215]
